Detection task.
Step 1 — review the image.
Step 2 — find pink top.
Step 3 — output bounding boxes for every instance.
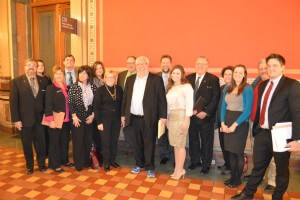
[44,82,69,122]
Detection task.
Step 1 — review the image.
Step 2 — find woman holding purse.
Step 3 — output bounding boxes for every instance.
[44,66,69,173]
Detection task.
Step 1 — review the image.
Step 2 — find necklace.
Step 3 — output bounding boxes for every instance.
[105,84,116,100]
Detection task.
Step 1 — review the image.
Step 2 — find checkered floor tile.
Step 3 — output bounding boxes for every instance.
[0,146,299,200]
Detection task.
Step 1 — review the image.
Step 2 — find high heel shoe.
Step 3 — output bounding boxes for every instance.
[171,170,186,180]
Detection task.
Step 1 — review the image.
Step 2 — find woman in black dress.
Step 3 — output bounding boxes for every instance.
[94,70,123,172]
[44,65,69,172]
[68,66,97,171]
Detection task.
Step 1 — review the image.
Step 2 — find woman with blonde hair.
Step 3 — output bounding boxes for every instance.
[166,65,193,180]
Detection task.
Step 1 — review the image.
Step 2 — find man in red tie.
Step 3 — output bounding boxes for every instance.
[231,53,300,200]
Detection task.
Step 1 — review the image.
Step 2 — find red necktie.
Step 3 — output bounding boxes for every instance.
[259,81,274,126]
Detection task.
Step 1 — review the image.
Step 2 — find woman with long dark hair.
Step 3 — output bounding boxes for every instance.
[166,65,193,180]
[220,64,253,187]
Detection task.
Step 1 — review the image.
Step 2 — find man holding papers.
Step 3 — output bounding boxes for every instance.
[232,53,300,200]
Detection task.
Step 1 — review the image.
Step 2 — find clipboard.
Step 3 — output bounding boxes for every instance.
[42,112,65,129]
[193,96,207,113]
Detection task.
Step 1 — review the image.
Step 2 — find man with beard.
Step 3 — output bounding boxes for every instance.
[10,58,49,174]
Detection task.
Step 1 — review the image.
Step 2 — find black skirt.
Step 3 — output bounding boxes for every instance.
[224,110,249,154]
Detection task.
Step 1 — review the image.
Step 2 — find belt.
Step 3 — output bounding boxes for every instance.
[131,114,144,118]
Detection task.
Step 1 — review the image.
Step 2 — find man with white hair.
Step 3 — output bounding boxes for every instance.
[121,56,167,178]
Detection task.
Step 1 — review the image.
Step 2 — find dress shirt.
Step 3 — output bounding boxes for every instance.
[195,73,206,89]
[26,75,39,94]
[65,69,76,86]
[260,75,282,129]
[130,74,148,116]
[161,72,169,89]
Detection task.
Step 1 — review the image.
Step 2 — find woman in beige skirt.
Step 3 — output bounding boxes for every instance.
[166,65,193,180]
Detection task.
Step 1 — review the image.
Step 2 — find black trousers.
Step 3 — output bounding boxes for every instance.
[157,128,173,160]
[100,117,121,166]
[188,116,214,168]
[61,122,71,165]
[243,129,291,200]
[92,121,102,156]
[130,115,156,170]
[123,126,135,152]
[219,130,230,169]
[48,123,69,169]
[20,121,46,170]
[72,122,93,170]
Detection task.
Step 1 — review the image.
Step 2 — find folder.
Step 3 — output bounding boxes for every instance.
[193,96,207,113]
[271,122,292,152]
[42,112,65,129]
[157,119,166,139]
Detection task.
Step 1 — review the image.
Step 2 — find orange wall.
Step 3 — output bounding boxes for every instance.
[97,0,300,79]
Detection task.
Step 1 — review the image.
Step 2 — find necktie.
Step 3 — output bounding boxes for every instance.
[30,78,38,97]
[259,81,274,126]
[68,72,73,86]
[194,76,201,102]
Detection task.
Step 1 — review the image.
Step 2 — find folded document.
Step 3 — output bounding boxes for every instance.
[271,122,292,152]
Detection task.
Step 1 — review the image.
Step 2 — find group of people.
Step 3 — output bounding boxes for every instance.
[9,53,300,200]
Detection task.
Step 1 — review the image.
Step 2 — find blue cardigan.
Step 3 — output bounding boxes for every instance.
[220,85,253,125]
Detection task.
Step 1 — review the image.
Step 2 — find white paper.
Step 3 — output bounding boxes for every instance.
[157,120,166,139]
[271,122,292,152]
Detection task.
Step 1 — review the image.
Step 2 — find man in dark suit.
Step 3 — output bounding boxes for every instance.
[186,56,220,174]
[232,53,300,200]
[156,54,173,165]
[121,56,167,178]
[10,58,49,174]
[117,56,137,157]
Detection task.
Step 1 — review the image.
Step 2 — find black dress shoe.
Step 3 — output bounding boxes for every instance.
[111,163,120,168]
[243,175,251,181]
[39,166,47,172]
[27,168,33,175]
[54,168,65,173]
[160,157,169,165]
[200,167,210,175]
[104,165,110,172]
[231,192,253,200]
[64,163,74,168]
[224,178,232,186]
[264,184,275,194]
[188,163,201,170]
[228,180,242,188]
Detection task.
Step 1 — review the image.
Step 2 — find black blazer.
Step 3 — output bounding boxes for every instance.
[94,85,123,125]
[10,74,49,127]
[253,76,300,139]
[186,72,220,120]
[45,84,67,118]
[121,73,167,128]
[117,70,128,90]
[68,82,97,121]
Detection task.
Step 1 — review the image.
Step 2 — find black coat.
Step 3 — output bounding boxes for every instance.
[10,74,49,127]
[121,73,167,128]
[45,84,67,117]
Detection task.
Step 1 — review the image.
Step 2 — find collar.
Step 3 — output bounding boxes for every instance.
[269,75,282,85]
[54,81,67,89]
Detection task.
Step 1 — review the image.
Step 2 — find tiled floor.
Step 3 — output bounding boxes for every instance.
[0,132,300,199]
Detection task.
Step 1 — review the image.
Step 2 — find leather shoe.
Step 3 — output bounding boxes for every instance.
[243,175,251,182]
[188,163,201,170]
[104,165,110,172]
[111,163,121,168]
[39,166,47,172]
[160,157,169,165]
[64,163,74,168]
[264,184,275,194]
[228,181,242,188]
[231,192,253,200]
[224,178,232,186]
[54,168,64,173]
[200,167,210,175]
[27,168,33,175]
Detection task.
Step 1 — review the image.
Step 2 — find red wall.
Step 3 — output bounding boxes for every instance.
[98,0,300,78]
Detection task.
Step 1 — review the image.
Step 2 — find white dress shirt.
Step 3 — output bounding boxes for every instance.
[130,74,148,115]
[161,72,169,89]
[260,75,282,129]
[65,69,76,86]
[195,73,206,88]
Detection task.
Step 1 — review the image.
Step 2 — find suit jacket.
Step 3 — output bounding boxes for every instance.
[121,73,167,128]
[45,84,67,117]
[117,70,128,90]
[10,74,49,127]
[186,72,220,121]
[253,76,300,139]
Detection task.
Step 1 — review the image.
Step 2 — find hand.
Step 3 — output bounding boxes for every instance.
[228,122,238,133]
[49,121,56,129]
[86,113,94,124]
[286,141,300,152]
[193,110,197,115]
[73,117,81,127]
[15,121,22,131]
[121,116,125,128]
[196,111,207,119]
[180,118,190,133]
[98,124,104,131]
[221,123,229,133]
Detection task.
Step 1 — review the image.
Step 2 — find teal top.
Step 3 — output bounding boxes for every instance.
[220,85,253,125]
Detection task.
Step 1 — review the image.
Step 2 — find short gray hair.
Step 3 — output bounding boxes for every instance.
[136,56,149,65]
